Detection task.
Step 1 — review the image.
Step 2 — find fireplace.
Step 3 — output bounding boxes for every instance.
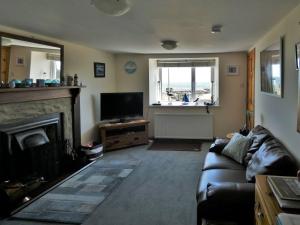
[0,113,67,214]
[0,113,63,182]
[0,86,83,216]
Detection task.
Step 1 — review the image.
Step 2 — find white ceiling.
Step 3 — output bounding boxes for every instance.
[0,0,299,54]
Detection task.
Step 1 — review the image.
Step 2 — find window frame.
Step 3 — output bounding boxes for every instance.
[149,57,219,107]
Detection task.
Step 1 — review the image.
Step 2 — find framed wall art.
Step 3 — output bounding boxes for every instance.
[94,62,105,78]
[227,65,239,75]
[16,56,25,66]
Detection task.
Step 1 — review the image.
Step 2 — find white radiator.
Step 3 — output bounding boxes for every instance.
[154,113,213,139]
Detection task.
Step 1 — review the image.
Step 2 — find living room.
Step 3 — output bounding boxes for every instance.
[0,1,300,225]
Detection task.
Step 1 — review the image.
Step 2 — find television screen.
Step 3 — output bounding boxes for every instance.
[100,92,143,121]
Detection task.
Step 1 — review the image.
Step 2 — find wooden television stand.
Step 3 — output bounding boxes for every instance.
[99,119,149,151]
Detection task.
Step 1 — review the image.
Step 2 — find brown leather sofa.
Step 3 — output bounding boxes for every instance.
[196,125,298,225]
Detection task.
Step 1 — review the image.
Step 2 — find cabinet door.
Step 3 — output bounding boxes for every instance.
[255,198,270,225]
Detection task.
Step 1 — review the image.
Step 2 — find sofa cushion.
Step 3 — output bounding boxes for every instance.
[222,133,251,164]
[246,137,297,182]
[202,152,245,171]
[209,138,230,153]
[247,125,272,154]
[197,169,247,200]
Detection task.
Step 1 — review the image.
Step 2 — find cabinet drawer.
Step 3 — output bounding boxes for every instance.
[255,183,271,225]
[105,133,148,150]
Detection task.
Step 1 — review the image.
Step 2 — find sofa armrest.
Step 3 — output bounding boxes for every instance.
[197,182,255,222]
[209,139,230,153]
[206,182,254,204]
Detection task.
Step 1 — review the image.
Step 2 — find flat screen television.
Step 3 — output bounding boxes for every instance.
[100,92,143,121]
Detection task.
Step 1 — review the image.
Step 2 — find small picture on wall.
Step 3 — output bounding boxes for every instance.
[295,42,300,70]
[94,62,105,77]
[227,65,239,75]
[16,57,25,66]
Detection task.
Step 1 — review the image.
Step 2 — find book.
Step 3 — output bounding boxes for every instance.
[267,176,300,209]
[268,176,300,200]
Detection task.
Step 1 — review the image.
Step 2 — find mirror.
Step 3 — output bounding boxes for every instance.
[0,32,63,85]
[260,37,283,97]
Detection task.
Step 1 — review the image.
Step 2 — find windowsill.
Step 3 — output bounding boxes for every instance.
[149,102,220,108]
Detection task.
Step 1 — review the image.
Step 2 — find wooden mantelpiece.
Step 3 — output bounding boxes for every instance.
[0,86,84,151]
[0,86,84,104]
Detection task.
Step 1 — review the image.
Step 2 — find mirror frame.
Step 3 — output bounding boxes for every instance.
[260,36,284,98]
[0,31,64,83]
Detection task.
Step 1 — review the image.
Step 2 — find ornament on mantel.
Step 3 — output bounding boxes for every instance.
[74,74,78,86]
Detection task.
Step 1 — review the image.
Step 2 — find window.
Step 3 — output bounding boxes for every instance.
[160,67,191,102]
[149,58,219,106]
[30,51,61,82]
[50,60,61,80]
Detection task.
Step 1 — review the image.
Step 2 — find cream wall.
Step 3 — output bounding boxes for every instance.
[251,5,300,163]
[64,42,116,143]
[114,52,247,138]
[0,25,117,143]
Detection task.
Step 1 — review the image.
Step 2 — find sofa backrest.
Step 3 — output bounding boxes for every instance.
[247,125,273,154]
[246,136,297,182]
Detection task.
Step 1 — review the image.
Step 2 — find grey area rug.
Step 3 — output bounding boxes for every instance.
[148,139,202,151]
[12,159,140,224]
[1,144,209,225]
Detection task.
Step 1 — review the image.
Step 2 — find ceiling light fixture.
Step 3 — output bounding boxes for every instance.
[161,40,178,50]
[91,0,131,16]
[211,25,222,34]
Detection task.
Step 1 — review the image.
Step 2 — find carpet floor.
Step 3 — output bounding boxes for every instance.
[1,141,209,225]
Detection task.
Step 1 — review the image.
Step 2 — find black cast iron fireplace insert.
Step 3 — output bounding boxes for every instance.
[0,113,65,216]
